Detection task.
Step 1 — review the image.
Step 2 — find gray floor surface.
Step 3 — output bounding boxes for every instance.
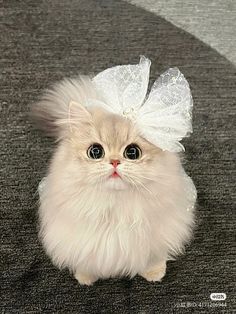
[127,0,236,65]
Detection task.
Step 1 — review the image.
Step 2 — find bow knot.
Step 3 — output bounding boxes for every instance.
[122,107,137,120]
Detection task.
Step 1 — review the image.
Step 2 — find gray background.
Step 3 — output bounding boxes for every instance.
[1,0,235,313]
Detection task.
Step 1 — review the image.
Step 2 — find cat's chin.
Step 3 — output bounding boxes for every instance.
[104,177,127,191]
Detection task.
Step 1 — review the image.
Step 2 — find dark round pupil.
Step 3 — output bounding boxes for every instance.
[125,144,141,160]
[88,144,104,159]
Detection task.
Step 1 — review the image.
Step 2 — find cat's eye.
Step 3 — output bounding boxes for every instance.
[87,143,105,159]
[124,144,142,160]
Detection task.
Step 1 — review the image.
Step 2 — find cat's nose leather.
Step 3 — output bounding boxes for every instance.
[110,159,120,168]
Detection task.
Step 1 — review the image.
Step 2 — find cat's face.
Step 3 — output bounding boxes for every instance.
[32,77,180,195]
[68,107,161,191]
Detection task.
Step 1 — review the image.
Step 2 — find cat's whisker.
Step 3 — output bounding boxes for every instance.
[56,118,84,125]
[132,177,154,196]
[123,174,161,206]
[124,166,179,187]
[145,168,181,179]
[123,174,141,194]
[123,173,148,194]
[132,173,171,187]
[124,172,163,205]
[126,172,155,182]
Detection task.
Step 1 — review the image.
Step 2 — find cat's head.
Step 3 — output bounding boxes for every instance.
[31,77,178,192]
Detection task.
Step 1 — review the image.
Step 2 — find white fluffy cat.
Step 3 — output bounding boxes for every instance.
[32,76,196,285]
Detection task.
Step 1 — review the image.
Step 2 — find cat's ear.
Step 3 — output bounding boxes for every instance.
[66,100,92,133]
[30,78,92,138]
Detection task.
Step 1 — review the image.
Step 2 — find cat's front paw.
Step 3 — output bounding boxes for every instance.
[140,261,166,282]
[74,271,97,286]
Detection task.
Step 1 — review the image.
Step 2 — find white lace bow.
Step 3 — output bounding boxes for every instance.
[91,56,193,152]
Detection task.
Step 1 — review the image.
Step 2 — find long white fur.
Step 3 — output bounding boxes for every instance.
[33,77,196,281]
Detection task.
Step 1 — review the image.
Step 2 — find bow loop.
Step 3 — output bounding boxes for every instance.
[93,55,150,114]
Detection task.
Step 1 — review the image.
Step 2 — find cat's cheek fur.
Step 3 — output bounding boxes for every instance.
[38,142,196,283]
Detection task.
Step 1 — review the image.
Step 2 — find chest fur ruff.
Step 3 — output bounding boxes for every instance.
[38,175,196,278]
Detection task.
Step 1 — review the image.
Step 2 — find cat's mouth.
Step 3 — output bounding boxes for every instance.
[110,170,121,179]
[105,170,126,190]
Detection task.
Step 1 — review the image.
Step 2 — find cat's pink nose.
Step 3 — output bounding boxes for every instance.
[110,159,120,168]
